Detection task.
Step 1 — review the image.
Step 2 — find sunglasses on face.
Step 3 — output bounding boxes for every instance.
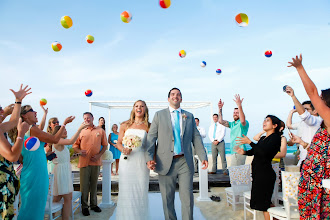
[0,107,2,111]
[22,108,35,114]
[52,121,59,124]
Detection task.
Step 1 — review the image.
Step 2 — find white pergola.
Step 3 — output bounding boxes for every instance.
[89,101,213,131]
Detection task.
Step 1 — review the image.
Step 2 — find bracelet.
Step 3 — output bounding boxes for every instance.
[17,137,23,140]
[62,124,66,128]
[15,101,22,104]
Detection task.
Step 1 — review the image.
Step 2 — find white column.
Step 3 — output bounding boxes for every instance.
[196,156,211,201]
[99,160,115,208]
[108,108,111,132]
[89,102,92,112]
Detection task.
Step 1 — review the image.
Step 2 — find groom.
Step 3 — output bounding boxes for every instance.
[146,88,208,220]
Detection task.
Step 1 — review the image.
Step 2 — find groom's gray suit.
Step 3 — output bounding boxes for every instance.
[146,108,207,220]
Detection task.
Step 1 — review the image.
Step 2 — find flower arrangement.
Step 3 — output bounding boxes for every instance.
[122,135,142,159]
[102,150,114,161]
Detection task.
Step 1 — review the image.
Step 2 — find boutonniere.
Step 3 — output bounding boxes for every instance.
[96,133,100,137]
[182,113,187,121]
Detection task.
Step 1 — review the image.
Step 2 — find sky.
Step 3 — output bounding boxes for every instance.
[0,0,329,143]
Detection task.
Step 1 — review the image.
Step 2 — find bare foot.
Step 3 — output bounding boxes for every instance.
[111,172,115,176]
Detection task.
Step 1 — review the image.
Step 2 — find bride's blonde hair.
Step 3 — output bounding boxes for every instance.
[124,100,150,129]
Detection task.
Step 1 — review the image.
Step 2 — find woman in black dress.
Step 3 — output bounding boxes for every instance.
[236,115,282,220]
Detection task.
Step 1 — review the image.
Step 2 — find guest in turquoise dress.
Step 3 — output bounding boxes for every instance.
[108,124,120,175]
[14,105,74,220]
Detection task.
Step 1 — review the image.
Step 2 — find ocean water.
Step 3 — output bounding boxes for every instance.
[204,143,297,155]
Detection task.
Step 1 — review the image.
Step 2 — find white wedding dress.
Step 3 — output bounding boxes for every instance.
[115,129,150,220]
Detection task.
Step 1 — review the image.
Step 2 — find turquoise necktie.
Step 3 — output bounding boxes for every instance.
[173,110,181,154]
[213,123,217,139]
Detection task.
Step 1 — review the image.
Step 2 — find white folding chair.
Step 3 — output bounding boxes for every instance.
[268,171,300,220]
[243,163,281,219]
[45,174,63,220]
[71,173,82,219]
[225,164,252,211]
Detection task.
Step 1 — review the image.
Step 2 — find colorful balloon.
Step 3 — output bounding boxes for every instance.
[265,50,272,58]
[121,11,132,23]
[40,98,47,106]
[86,35,94,44]
[293,106,296,110]
[235,13,249,27]
[60,15,73,29]
[216,69,222,75]
[24,136,40,151]
[179,50,186,58]
[160,0,171,8]
[51,41,62,52]
[85,89,93,97]
[200,61,206,67]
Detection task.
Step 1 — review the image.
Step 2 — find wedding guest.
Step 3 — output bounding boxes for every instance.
[52,122,87,220]
[0,84,31,220]
[98,117,106,131]
[285,86,322,166]
[109,124,120,175]
[193,118,206,172]
[73,112,108,216]
[218,94,249,166]
[253,121,287,170]
[288,54,330,219]
[8,104,74,220]
[208,114,226,174]
[47,117,60,133]
[236,115,282,220]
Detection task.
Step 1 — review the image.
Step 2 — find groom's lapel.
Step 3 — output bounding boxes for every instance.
[165,108,174,135]
[181,109,187,136]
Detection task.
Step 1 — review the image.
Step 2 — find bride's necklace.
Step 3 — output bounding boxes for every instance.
[135,121,144,125]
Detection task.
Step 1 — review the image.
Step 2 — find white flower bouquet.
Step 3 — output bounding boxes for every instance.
[102,150,114,162]
[122,135,142,159]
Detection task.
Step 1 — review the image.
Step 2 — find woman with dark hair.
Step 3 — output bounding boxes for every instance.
[288,54,330,219]
[236,115,282,220]
[98,117,106,131]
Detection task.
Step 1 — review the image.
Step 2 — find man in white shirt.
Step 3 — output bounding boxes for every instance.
[285,86,322,166]
[193,118,206,172]
[208,114,226,174]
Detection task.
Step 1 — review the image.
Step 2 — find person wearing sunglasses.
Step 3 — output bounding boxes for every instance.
[46,117,60,173]
[8,105,74,220]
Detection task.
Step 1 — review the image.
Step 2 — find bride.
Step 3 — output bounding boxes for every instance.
[115,100,150,220]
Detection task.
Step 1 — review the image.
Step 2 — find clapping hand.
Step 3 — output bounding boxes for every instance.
[236,135,251,145]
[78,122,88,130]
[10,84,32,102]
[289,133,303,145]
[288,54,303,68]
[233,94,244,107]
[218,99,224,110]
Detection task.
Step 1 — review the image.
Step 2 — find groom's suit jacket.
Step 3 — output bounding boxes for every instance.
[146,108,208,175]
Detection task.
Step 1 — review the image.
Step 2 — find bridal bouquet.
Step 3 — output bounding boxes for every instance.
[122,135,142,160]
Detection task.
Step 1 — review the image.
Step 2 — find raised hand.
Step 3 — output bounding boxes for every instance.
[3,104,15,116]
[9,84,32,102]
[290,109,297,114]
[17,118,30,135]
[285,85,295,97]
[40,104,48,114]
[218,99,224,110]
[236,135,251,145]
[63,116,75,125]
[288,54,303,68]
[233,94,244,107]
[78,122,88,130]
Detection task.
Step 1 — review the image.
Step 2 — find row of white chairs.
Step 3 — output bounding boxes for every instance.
[13,173,82,220]
[225,164,300,220]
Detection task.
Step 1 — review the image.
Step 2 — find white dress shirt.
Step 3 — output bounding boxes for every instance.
[197,126,206,139]
[169,106,183,155]
[291,110,322,166]
[208,122,226,142]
